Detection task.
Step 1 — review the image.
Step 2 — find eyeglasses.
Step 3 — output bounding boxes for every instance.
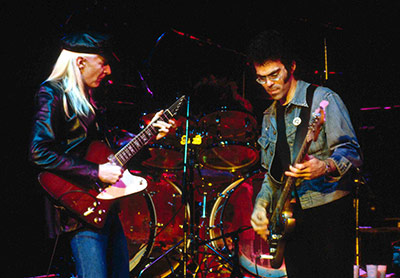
[255,69,282,85]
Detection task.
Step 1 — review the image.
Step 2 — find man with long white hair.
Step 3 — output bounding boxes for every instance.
[30,32,173,277]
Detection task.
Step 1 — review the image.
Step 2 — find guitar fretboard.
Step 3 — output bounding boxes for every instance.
[113,112,172,166]
[107,94,185,167]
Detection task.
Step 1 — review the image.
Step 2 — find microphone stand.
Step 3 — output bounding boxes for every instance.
[181,96,192,277]
[170,28,247,58]
[354,168,367,271]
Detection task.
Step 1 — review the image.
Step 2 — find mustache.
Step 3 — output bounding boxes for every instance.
[268,85,280,91]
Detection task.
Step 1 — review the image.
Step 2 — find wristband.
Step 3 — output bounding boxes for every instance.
[324,160,332,176]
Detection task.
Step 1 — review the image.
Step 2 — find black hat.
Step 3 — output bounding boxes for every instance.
[61,32,118,62]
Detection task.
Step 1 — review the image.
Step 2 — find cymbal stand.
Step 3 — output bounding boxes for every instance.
[179,99,233,277]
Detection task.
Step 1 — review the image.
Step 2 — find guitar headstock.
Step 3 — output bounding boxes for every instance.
[308,100,329,142]
[168,95,186,117]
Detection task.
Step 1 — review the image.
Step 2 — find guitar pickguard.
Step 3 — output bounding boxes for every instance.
[97,170,147,200]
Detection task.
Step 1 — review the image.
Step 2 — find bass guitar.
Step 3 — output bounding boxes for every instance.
[38,95,186,229]
[267,100,329,268]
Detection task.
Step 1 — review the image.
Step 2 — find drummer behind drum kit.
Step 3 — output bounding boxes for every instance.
[120,101,288,277]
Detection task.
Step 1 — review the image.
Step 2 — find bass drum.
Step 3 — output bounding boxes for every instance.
[209,171,287,277]
[120,173,190,277]
[119,190,156,276]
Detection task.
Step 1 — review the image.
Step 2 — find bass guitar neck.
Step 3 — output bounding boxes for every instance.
[267,100,329,268]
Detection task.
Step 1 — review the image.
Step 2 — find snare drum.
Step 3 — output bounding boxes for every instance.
[209,171,287,277]
[199,109,259,171]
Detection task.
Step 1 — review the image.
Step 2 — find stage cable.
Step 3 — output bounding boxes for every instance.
[46,233,60,277]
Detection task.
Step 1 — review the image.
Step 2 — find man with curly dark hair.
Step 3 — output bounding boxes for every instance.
[248,30,362,278]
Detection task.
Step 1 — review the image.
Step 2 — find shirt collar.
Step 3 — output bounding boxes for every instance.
[263,80,311,115]
[289,80,310,108]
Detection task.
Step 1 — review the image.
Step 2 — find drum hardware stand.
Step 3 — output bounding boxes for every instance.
[227,226,253,278]
[138,239,184,277]
[230,230,243,278]
[192,226,253,277]
[194,241,233,277]
[192,232,234,276]
[190,212,232,277]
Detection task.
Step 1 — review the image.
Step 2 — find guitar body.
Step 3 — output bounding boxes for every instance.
[38,96,186,229]
[269,198,296,269]
[38,141,147,229]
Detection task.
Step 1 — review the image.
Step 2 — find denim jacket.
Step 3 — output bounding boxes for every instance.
[256,80,362,210]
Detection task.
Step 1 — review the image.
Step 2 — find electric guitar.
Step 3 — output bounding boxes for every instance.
[38,95,186,229]
[267,100,329,269]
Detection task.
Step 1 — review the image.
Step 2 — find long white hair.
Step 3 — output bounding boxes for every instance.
[46,49,96,117]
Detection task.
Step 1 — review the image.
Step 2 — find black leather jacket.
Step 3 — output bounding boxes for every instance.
[30,80,101,187]
[30,80,149,235]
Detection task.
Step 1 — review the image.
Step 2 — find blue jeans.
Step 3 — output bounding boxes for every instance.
[70,209,130,278]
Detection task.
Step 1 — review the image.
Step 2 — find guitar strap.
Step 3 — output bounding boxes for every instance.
[292,84,317,161]
[290,84,317,204]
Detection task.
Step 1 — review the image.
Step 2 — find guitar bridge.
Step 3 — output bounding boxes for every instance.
[83,207,95,216]
[83,201,99,216]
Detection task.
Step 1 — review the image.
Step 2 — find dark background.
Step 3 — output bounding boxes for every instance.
[4,0,400,276]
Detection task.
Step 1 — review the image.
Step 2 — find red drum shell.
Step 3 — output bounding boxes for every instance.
[199,110,259,171]
[120,173,190,277]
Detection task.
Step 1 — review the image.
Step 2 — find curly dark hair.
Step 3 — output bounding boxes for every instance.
[247,30,295,72]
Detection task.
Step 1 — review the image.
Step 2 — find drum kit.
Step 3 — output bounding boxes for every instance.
[116,104,287,277]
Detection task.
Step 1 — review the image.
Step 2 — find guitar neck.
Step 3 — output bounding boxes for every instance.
[112,111,173,166]
[270,129,313,224]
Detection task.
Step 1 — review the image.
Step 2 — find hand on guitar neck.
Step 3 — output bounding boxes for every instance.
[98,110,175,185]
[149,110,176,141]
